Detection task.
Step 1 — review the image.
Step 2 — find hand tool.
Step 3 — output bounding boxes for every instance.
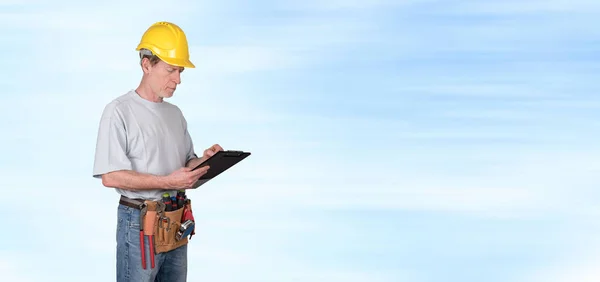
[158,215,171,231]
[180,199,196,239]
[176,190,186,209]
[139,204,148,269]
[143,200,159,269]
[156,200,169,234]
[162,193,173,211]
[175,219,195,241]
[170,196,178,210]
[156,200,166,213]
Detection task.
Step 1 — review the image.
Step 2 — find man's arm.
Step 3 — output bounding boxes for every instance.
[101,166,210,191]
[101,170,170,190]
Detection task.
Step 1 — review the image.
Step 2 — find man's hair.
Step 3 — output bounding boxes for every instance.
[139,48,160,66]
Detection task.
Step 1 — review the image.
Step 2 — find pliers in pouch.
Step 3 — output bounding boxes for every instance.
[139,204,148,269]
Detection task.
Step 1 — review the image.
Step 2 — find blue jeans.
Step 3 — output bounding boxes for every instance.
[116,204,187,282]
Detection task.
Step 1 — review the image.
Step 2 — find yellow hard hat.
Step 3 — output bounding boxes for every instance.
[136,21,195,68]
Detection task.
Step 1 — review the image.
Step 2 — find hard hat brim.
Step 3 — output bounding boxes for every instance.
[136,45,195,68]
[159,56,196,68]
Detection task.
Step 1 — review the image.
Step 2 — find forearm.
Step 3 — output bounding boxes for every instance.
[102,170,171,190]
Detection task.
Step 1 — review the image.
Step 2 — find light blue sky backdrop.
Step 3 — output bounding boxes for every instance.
[1,0,600,281]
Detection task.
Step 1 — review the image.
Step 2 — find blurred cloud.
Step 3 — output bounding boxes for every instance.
[449,0,600,14]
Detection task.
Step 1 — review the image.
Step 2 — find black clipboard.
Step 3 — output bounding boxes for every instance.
[191,150,251,187]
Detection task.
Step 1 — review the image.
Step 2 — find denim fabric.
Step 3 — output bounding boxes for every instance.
[116,204,188,282]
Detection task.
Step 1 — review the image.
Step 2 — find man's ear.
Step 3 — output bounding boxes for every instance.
[141,58,152,74]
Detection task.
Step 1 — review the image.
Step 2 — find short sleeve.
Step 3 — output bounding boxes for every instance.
[182,117,197,162]
[92,102,133,178]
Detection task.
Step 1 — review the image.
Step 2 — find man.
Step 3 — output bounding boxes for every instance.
[92,21,222,281]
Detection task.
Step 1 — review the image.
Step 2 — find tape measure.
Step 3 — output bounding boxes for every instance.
[176,219,195,241]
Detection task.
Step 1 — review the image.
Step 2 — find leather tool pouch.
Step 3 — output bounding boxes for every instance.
[143,201,158,238]
[153,199,194,254]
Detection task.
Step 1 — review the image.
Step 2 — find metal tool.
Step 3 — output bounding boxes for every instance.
[143,200,159,269]
[158,216,171,232]
[180,199,196,240]
[156,201,166,214]
[175,219,195,241]
[155,200,170,232]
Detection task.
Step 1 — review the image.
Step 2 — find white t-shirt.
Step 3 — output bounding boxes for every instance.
[92,90,197,200]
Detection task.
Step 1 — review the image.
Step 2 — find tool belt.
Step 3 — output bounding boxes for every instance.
[120,192,196,269]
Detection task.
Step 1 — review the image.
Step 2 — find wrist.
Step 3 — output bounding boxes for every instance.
[156,175,172,189]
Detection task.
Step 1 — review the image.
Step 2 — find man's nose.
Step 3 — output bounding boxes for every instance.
[173,72,181,84]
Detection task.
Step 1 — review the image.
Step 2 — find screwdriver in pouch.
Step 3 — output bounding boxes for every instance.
[176,190,186,209]
[171,196,178,210]
[162,193,172,212]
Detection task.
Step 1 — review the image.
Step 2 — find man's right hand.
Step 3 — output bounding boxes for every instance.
[164,166,210,189]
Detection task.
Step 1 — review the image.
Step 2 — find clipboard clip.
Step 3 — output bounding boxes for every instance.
[223,150,244,157]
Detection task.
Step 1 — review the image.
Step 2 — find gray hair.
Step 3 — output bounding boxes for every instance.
[139,48,160,66]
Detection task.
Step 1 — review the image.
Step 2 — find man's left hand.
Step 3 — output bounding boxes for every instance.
[203,144,224,160]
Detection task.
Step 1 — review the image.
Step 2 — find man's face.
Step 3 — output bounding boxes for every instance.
[145,59,184,99]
